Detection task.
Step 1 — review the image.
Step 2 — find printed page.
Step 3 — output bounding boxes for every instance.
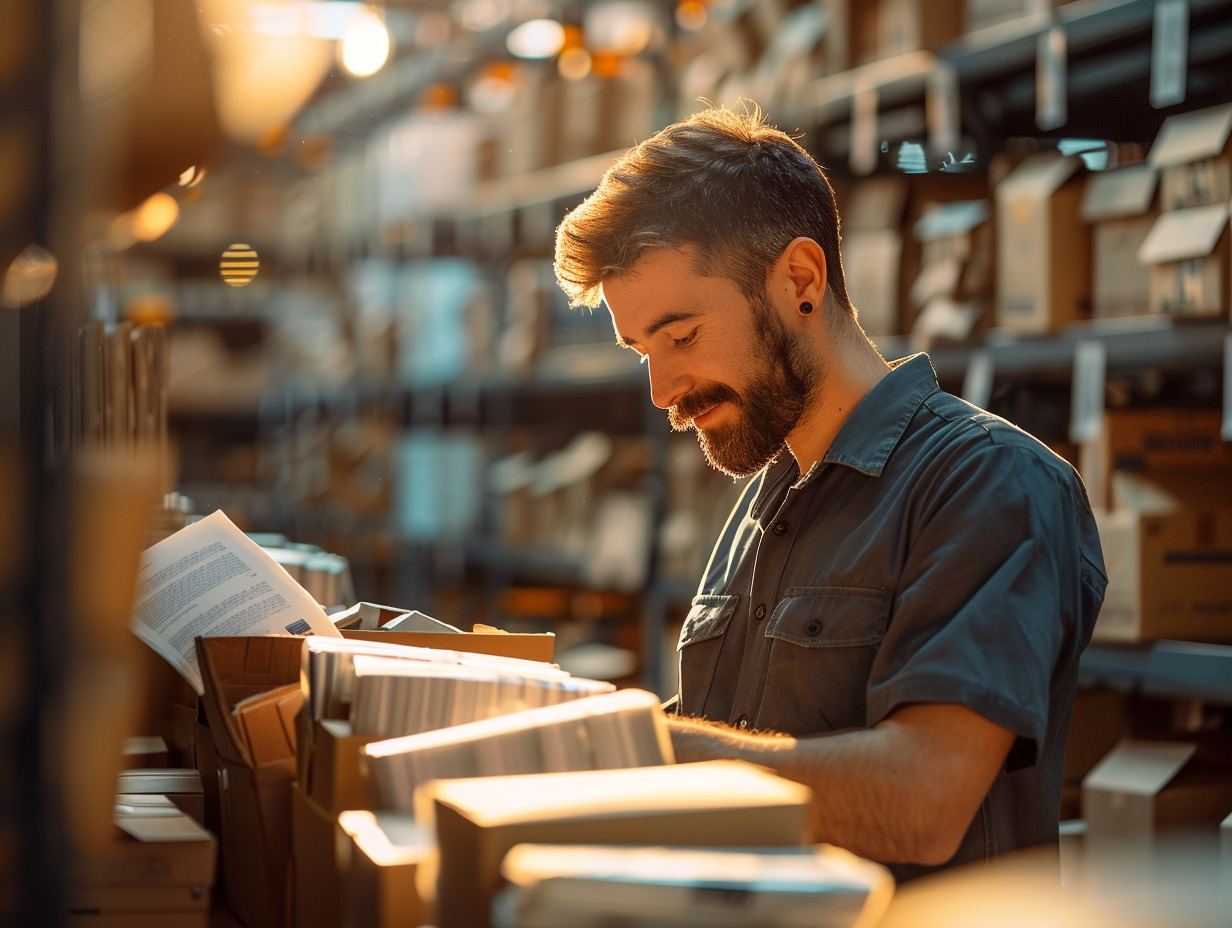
[129,509,342,693]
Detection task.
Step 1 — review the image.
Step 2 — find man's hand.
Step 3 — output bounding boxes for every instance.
[667,703,1016,867]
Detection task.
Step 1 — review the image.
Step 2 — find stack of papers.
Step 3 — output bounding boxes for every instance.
[363,688,674,812]
[350,654,614,738]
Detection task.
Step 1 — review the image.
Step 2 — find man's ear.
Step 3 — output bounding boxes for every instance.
[776,236,827,306]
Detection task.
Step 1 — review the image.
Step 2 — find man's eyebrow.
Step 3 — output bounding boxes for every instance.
[615,310,701,350]
[643,310,700,339]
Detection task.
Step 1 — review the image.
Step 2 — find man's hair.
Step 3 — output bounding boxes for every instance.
[553,105,850,313]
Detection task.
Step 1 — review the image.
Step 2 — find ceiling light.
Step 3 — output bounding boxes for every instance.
[506,18,565,59]
[341,6,391,77]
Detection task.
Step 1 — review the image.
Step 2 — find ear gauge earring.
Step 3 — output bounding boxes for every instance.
[798,301,814,316]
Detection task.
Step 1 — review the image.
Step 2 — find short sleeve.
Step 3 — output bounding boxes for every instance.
[865,438,1093,768]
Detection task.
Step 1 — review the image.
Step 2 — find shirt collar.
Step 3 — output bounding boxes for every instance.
[749,353,940,520]
[819,352,939,478]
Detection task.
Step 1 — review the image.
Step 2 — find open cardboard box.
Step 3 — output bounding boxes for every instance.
[1092,470,1232,643]
[416,760,812,928]
[196,635,305,928]
[71,802,216,925]
[994,152,1090,334]
[336,810,432,928]
[1082,739,1232,871]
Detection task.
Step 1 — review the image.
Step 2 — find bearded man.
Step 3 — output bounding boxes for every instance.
[553,106,1107,882]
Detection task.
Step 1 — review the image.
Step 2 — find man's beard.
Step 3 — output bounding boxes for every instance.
[668,294,822,477]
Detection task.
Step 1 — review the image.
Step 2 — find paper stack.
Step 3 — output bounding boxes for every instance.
[363,688,674,812]
[348,653,613,739]
[492,843,894,928]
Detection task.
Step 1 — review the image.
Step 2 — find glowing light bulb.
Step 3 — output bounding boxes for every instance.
[220,243,260,288]
[506,19,565,59]
[131,193,180,242]
[341,7,390,77]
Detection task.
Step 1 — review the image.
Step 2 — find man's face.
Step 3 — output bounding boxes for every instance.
[602,246,822,477]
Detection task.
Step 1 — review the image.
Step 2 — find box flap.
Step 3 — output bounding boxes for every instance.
[341,629,555,663]
[996,152,1083,200]
[1081,164,1158,221]
[1111,470,1232,513]
[1149,102,1232,168]
[913,200,990,241]
[195,635,306,767]
[1083,739,1196,796]
[233,681,302,768]
[1137,202,1229,264]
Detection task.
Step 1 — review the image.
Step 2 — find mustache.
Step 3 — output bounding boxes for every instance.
[668,382,741,431]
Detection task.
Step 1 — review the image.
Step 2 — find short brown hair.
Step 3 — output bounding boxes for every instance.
[553,106,849,312]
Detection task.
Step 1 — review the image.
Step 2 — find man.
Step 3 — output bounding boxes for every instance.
[553,106,1107,882]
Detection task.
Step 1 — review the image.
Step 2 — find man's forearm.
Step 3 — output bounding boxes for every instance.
[668,704,1015,866]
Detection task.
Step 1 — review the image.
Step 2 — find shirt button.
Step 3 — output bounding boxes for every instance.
[736,715,749,729]
[773,521,789,536]
[754,603,767,620]
[806,621,822,636]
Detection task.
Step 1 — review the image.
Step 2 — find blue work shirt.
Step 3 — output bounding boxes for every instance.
[677,353,1107,881]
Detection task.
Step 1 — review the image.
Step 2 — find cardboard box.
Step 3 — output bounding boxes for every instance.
[1080,407,1232,508]
[1082,739,1232,869]
[841,177,909,337]
[1092,471,1232,643]
[1138,202,1229,317]
[877,0,965,59]
[71,806,216,920]
[1081,163,1158,319]
[290,782,344,928]
[995,153,1091,333]
[196,635,305,928]
[417,760,812,928]
[1149,102,1232,211]
[306,718,377,814]
[339,628,555,662]
[337,810,432,928]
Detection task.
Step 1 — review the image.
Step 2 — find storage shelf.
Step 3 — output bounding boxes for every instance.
[1080,640,1232,704]
[875,317,1229,385]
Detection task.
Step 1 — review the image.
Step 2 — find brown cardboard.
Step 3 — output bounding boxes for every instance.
[307,718,378,814]
[196,635,306,928]
[1138,202,1229,317]
[72,813,216,916]
[290,783,343,928]
[338,810,431,928]
[217,756,296,928]
[234,682,302,768]
[995,153,1091,333]
[877,0,965,58]
[68,914,206,928]
[418,761,811,928]
[1092,471,1232,643]
[1149,102,1232,211]
[842,177,909,337]
[1081,164,1158,319]
[195,635,305,768]
[340,629,555,663]
[1082,740,1232,867]
[1081,407,1232,507]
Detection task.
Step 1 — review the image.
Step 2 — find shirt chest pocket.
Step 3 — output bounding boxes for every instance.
[756,586,891,733]
[676,594,739,717]
[765,587,890,647]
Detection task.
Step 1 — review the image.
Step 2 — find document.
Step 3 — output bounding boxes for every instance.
[130,509,341,694]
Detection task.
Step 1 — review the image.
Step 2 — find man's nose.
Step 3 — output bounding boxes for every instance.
[647,354,689,410]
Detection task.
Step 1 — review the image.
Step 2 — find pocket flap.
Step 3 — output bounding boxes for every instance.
[765,587,890,647]
[678,594,740,650]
